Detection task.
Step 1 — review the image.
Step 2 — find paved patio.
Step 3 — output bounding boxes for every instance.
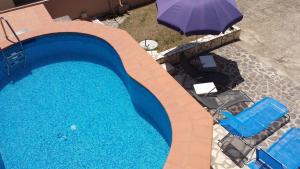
[208,42,300,169]
[160,41,299,169]
[170,41,299,169]
[237,0,300,84]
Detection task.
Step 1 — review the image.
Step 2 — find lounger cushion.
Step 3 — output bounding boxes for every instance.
[267,128,300,169]
[219,112,244,136]
[248,128,300,169]
[219,97,288,138]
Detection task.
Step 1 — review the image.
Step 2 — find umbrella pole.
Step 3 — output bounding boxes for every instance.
[195,36,199,54]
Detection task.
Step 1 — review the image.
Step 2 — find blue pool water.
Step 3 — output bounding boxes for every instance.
[0,33,172,169]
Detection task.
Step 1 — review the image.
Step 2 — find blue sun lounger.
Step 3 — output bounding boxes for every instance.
[248,128,300,169]
[219,97,289,138]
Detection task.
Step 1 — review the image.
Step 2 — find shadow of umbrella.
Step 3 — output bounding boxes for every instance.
[173,52,244,92]
[212,53,244,87]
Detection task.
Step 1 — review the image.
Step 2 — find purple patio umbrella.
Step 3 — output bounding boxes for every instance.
[156,0,243,36]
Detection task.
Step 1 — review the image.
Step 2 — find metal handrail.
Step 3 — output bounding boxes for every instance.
[0,17,22,44]
[0,17,24,58]
[0,17,25,76]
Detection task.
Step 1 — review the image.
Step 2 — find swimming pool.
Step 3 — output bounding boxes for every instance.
[0,33,172,169]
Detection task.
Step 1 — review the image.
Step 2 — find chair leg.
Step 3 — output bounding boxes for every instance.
[218,134,254,168]
[217,139,223,148]
[284,114,290,123]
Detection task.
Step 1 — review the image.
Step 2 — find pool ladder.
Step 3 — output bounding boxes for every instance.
[0,17,26,76]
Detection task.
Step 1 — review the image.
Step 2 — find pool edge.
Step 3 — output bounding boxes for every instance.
[0,21,214,169]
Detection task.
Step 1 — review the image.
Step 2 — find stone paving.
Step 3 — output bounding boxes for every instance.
[207,42,299,169]
[159,42,300,169]
[212,125,242,169]
[237,0,300,84]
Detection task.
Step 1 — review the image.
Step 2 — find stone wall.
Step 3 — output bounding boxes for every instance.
[156,26,241,64]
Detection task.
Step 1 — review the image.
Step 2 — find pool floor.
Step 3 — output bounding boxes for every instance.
[0,61,169,169]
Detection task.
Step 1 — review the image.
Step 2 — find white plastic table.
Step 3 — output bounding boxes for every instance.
[139,40,158,51]
[193,82,218,95]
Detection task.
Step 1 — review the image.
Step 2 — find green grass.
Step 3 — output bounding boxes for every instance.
[119,3,199,52]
